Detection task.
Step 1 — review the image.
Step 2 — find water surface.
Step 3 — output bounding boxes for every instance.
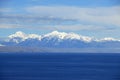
[0,53,120,80]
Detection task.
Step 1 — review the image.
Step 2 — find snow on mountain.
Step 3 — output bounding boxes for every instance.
[9,31,27,39]
[8,31,41,43]
[43,31,67,39]
[0,30,119,48]
[8,31,93,43]
[101,37,120,42]
[28,34,41,40]
[43,31,93,42]
[8,31,120,43]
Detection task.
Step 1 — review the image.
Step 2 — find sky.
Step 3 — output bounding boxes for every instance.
[0,0,120,39]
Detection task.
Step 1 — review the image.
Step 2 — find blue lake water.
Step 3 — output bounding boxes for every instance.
[0,53,120,80]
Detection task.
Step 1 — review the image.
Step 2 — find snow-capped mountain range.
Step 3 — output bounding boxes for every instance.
[0,31,120,48]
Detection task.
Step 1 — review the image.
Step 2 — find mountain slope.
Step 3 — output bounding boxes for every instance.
[0,31,120,48]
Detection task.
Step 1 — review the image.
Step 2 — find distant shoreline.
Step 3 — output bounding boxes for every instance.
[0,46,120,53]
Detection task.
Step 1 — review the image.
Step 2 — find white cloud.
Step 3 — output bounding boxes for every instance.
[54,24,108,31]
[26,6,120,26]
[0,24,23,29]
[0,5,120,35]
[0,14,75,26]
[0,8,12,13]
[0,23,117,33]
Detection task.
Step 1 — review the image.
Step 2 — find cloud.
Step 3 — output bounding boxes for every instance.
[0,24,23,29]
[26,6,120,26]
[0,23,113,32]
[0,14,77,25]
[0,8,12,13]
[39,24,117,32]
[0,5,120,34]
[1,6,120,27]
[55,25,111,31]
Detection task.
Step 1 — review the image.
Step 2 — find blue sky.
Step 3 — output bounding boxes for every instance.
[0,0,120,39]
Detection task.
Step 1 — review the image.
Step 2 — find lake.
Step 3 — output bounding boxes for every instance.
[0,53,120,80]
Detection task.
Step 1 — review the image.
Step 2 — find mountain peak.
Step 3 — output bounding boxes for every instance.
[43,31,67,39]
[16,31,25,35]
[9,31,26,39]
[43,31,93,42]
[8,31,41,43]
[51,31,59,34]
